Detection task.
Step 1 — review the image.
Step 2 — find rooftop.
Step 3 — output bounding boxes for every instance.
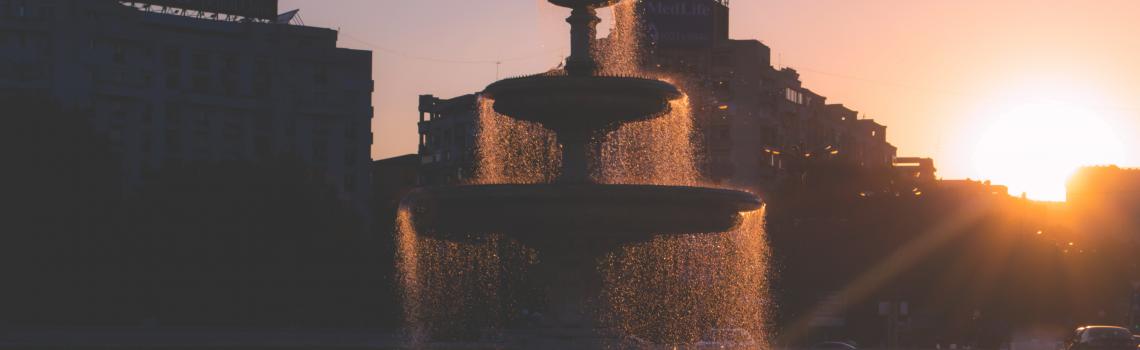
[118,0,290,24]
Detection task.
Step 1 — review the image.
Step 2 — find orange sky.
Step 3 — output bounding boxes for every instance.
[281,0,1140,199]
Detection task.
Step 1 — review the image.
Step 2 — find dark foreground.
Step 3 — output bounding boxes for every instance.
[0,328,405,349]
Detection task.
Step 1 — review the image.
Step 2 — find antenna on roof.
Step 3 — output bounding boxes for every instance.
[276,9,301,25]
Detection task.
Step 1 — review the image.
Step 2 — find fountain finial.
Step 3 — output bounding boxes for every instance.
[549,0,624,76]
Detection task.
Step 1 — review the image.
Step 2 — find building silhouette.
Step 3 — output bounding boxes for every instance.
[635,0,897,192]
[417,94,479,185]
[1068,165,1140,244]
[893,157,936,184]
[0,0,374,209]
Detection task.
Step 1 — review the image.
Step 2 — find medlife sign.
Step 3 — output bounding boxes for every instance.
[639,0,727,48]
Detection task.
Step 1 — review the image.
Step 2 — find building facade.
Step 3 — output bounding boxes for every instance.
[637,0,897,193]
[0,0,374,208]
[417,93,478,185]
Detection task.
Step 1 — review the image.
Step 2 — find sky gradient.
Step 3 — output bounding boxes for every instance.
[281,0,1140,198]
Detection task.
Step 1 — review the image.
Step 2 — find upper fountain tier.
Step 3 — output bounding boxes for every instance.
[483,73,681,136]
[483,0,684,183]
[485,0,680,134]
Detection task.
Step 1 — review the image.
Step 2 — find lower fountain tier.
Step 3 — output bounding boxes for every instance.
[404,184,762,243]
[483,75,682,133]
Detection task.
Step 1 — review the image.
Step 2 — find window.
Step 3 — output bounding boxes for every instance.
[191,52,209,70]
[454,125,466,146]
[166,130,181,156]
[165,104,181,128]
[141,134,152,153]
[222,120,243,160]
[315,66,329,85]
[255,133,272,158]
[253,60,272,97]
[221,54,238,72]
[112,44,125,64]
[254,113,272,131]
[345,123,356,139]
[784,88,803,105]
[191,74,209,93]
[163,48,180,67]
[221,77,237,94]
[38,5,52,20]
[313,125,328,163]
[713,53,730,65]
[142,104,153,124]
[345,148,357,166]
[193,111,209,134]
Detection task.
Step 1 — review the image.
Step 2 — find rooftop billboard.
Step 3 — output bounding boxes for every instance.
[142,0,278,20]
[639,0,729,48]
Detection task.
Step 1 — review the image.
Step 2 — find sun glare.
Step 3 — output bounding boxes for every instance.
[973,100,1124,201]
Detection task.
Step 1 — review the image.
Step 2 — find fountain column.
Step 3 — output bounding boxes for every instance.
[565,6,600,76]
[558,130,590,183]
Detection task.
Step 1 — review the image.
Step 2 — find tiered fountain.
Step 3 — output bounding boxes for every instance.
[404,0,763,345]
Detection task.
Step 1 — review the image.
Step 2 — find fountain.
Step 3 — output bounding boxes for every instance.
[400,0,766,346]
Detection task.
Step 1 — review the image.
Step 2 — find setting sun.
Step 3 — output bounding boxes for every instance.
[973,99,1125,201]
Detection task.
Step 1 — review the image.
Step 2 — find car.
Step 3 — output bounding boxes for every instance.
[811,341,859,349]
[1064,326,1135,350]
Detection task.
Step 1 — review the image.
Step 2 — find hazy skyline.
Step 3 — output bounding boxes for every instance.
[281,0,1140,200]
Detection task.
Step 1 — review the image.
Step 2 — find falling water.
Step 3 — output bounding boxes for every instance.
[596,0,641,76]
[599,210,772,346]
[593,1,701,186]
[395,206,536,342]
[395,96,554,341]
[394,208,423,340]
[472,97,561,184]
[596,95,702,186]
[592,0,772,345]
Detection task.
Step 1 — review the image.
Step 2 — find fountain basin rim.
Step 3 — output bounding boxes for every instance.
[403,184,762,242]
[482,75,684,133]
[483,74,682,101]
[408,183,759,209]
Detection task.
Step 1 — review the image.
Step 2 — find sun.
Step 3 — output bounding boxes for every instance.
[973,100,1125,202]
